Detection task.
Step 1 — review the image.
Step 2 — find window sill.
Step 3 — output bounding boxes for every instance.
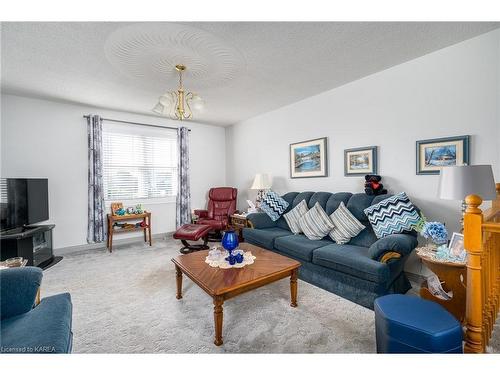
[104,197,176,206]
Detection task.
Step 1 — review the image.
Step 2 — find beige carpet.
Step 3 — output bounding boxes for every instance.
[42,238,499,353]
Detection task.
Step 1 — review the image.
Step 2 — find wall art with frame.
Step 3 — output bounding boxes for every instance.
[416,135,470,175]
[344,146,378,176]
[290,137,328,178]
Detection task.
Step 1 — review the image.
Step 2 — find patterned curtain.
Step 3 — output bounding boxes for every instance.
[87,115,106,243]
[176,127,191,227]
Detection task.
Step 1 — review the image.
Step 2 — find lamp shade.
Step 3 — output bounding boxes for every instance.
[250,173,272,190]
[438,165,496,201]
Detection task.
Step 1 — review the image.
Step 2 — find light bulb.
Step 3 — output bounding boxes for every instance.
[159,94,173,106]
[152,102,164,114]
[189,94,205,111]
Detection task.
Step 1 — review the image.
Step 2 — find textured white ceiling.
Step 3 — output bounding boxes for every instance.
[1,22,498,126]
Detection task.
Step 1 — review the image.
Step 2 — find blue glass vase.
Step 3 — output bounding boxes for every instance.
[221,230,239,254]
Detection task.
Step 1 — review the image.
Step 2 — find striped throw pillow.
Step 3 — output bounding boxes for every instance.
[298,202,335,240]
[364,192,420,239]
[260,191,289,221]
[284,200,308,234]
[328,202,365,244]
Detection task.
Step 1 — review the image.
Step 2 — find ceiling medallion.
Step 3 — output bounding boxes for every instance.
[104,23,245,91]
[152,64,204,121]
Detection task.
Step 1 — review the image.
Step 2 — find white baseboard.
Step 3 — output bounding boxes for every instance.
[54,232,174,256]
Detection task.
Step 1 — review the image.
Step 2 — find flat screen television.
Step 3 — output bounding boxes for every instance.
[0,178,49,231]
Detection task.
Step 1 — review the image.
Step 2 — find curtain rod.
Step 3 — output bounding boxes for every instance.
[82,115,191,131]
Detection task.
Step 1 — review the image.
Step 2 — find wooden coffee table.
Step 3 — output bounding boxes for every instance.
[171,243,301,346]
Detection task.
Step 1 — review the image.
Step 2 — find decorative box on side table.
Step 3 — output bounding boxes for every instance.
[230,214,251,242]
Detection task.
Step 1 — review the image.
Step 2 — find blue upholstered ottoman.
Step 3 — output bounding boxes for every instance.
[374,294,463,353]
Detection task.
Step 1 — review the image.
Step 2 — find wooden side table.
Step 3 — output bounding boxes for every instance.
[416,248,467,324]
[230,214,251,241]
[107,212,152,252]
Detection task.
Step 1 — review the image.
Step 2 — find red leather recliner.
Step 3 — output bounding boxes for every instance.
[194,187,238,235]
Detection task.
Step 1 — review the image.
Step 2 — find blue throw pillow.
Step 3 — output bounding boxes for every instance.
[260,191,289,221]
[364,192,420,239]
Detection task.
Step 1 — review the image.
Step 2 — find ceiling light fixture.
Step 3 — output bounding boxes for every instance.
[152,64,204,121]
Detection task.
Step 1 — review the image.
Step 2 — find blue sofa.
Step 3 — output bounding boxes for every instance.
[243,192,419,309]
[0,267,73,353]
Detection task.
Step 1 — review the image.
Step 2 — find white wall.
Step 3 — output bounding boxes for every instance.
[1,94,226,250]
[226,30,500,274]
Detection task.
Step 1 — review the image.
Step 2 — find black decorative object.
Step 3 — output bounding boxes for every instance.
[364,175,388,196]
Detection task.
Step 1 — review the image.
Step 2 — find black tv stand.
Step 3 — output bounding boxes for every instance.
[0,224,55,268]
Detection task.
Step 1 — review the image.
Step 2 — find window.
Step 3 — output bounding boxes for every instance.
[102,122,177,201]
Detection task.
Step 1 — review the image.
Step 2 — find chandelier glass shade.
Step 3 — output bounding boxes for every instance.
[152,64,204,121]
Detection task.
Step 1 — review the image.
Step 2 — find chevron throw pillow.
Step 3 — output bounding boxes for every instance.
[364,192,420,239]
[260,191,289,221]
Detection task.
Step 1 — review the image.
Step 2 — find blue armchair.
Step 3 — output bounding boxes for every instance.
[0,267,73,354]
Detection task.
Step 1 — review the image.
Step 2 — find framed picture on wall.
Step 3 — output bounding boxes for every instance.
[290,137,328,178]
[344,146,378,176]
[416,135,470,175]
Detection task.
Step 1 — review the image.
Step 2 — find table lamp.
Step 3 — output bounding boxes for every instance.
[250,173,272,209]
[437,165,496,228]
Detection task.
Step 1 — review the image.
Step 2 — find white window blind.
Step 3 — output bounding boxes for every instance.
[102,122,177,201]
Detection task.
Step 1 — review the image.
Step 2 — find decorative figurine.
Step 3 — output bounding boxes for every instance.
[364,174,388,196]
[115,208,126,216]
[135,204,144,214]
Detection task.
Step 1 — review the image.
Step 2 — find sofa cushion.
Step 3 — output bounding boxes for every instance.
[260,190,289,221]
[1,293,73,353]
[346,193,376,223]
[329,202,365,244]
[348,227,379,248]
[298,202,335,240]
[312,244,391,284]
[242,227,292,249]
[325,192,353,215]
[308,192,331,211]
[364,192,420,239]
[284,199,308,234]
[275,235,333,262]
[291,192,315,208]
